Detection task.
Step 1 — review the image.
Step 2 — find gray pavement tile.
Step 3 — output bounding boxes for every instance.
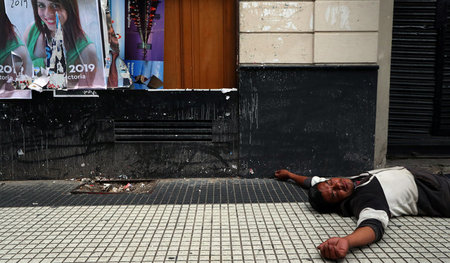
[0,179,307,207]
[0,180,449,263]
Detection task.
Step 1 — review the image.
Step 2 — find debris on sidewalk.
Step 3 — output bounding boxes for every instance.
[118,174,128,180]
[71,179,157,194]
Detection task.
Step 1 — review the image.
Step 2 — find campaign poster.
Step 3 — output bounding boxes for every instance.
[103,0,132,89]
[108,0,126,60]
[0,87,32,99]
[111,0,164,89]
[0,0,32,99]
[5,0,107,90]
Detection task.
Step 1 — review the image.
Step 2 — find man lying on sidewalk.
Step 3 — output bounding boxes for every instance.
[275,166,450,260]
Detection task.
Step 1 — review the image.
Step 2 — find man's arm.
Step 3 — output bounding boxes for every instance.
[274,169,310,188]
[317,203,388,260]
[317,226,376,260]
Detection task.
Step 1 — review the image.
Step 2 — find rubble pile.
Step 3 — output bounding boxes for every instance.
[71,177,156,194]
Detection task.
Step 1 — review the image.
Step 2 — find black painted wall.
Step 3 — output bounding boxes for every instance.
[0,90,238,180]
[239,66,378,178]
[1,66,378,180]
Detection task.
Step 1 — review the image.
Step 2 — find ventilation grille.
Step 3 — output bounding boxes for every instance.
[114,120,213,142]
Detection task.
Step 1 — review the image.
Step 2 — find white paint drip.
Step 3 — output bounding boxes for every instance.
[245,78,259,144]
[325,5,351,30]
[263,9,271,17]
[221,88,237,94]
[243,3,305,31]
[285,21,298,31]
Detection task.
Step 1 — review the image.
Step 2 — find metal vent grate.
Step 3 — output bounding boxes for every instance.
[114,120,213,142]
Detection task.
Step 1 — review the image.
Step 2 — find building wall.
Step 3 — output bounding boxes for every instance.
[0,91,239,180]
[0,0,242,181]
[0,0,393,180]
[239,0,393,171]
[239,0,380,64]
[374,0,394,168]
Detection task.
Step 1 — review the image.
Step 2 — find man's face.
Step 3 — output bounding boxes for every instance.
[37,0,67,32]
[317,178,354,204]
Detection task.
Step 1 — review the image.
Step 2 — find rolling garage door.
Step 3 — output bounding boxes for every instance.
[440,1,450,133]
[388,0,450,156]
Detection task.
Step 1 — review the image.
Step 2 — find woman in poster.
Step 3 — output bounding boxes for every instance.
[23,0,103,88]
[0,0,33,98]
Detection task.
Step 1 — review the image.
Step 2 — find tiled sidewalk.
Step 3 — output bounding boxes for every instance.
[0,179,449,263]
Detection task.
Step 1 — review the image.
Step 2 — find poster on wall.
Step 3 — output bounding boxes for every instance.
[103,0,132,89]
[0,0,32,99]
[110,0,164,89]
[4,0,107,90]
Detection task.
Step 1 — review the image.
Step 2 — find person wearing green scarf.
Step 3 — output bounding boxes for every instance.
[0,0,33,92]
[23,0,103,88]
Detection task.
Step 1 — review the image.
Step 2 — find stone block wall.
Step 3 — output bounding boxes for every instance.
[239,0,380,64]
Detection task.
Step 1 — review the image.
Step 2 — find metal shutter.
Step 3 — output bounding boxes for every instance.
[388,0,450,155]
[436,1,450,133]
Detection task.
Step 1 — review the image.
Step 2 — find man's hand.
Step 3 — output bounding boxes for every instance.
[317,227,377,260]
[275,169,291,180]
[274,169,310,188]
[317,237,349,260]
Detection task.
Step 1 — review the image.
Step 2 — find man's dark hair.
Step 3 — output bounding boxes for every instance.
[308,184,340,213]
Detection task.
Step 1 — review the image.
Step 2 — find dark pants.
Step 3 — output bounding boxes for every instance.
[407,167,450,217]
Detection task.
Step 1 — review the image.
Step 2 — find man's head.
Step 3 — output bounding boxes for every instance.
[308,178,354,213]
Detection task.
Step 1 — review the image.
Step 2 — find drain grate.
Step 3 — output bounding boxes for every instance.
[114,120,213,142]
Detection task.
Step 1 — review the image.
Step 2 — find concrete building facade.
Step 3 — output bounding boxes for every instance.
[6,0,448,180]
